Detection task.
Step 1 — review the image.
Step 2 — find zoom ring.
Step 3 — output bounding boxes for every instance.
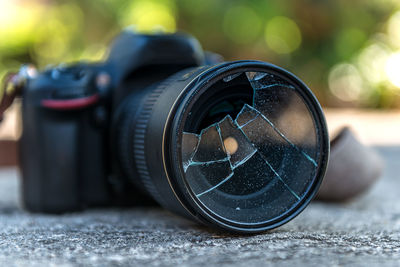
[132,77,179,205]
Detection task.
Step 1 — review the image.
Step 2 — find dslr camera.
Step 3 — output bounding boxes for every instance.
[4,30,329,233]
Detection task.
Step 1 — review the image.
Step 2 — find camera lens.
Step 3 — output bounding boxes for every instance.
[114,61,329,233]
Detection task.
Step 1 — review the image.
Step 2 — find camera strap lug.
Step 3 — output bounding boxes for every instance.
[0,65,37,121]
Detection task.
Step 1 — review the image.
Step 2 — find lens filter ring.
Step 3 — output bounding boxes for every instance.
[166,61,329,233]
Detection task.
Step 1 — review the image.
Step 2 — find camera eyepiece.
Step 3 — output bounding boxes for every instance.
[115,60,329,233]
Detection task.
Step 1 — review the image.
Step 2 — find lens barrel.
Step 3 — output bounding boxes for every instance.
[114,60,329,233]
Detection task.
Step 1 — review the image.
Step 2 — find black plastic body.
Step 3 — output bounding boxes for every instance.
[20,31,206,213]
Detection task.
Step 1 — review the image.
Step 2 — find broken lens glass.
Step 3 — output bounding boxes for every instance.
[182,71,321,224]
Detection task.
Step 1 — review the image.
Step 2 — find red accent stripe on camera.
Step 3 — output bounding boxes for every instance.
[41,94,99,110]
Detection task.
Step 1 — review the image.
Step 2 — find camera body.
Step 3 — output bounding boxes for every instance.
[14,29,329,233]
[20,31,207,213]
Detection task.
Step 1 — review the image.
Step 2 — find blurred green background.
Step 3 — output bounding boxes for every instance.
[1,0,400,108]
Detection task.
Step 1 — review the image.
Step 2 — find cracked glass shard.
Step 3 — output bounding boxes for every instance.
[218,115,257,168]
[182,132,199,171]
[246,72,291,90]
[234,104,258,127]
[223,72,242,82]
[191,124,227,163]
[216,152,271,196]
[246,71,318,159]
[199,152,300,222]
[185,159,232,197]
[245,71,268,82]
[185,115,259,196]
[237,104,316,196]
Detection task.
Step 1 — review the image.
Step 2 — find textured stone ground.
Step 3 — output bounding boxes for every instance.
[0,146,399,266]
[0,108,400,266]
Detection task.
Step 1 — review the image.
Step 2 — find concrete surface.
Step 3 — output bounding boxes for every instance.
[0,108,400,267]
[0,146,399,267]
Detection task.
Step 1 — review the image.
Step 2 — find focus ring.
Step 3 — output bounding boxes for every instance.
[132,74,185,205]
[113,94,148,193]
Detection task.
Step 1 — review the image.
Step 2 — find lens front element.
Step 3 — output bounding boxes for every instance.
[180,68,326,227]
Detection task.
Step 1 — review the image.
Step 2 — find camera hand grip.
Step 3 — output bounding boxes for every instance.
[20,119,81,213]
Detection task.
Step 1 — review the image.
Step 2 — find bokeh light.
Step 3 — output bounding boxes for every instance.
[329,63,364,102]
[335,28,367,60]
[121,0,176,33]
[223,6,261,44]
[385,52,400,89]
[0,0,400,108]
[0,1,42,51]
[265,16,302,54]
[357,43,389,86]
[387,11,400,49]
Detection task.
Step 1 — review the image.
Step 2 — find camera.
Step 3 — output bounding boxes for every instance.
[5,30,329,233]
